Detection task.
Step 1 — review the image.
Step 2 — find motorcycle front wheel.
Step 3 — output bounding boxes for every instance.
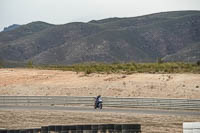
[99,103,103,109]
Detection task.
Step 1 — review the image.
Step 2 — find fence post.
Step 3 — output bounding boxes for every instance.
[27,96,29,106]
[40,96,42,106]
[3,96,5,105]
[16,96,18,105]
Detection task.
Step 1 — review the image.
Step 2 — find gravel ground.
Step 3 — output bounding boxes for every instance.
[0,68,200,99]
[0,109,200,133]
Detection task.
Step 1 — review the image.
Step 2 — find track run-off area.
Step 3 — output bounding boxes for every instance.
[1,96,200,116]
[0,105,200,116]
[1,96,200,133]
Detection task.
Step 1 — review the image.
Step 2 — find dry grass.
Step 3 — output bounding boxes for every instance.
[0,109,200,133]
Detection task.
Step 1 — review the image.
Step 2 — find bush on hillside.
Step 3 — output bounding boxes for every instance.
[27,60,34,68]
[0,58,4,68]
[35,62,200,74]
[157,58,164,64]
[197,61,200,66]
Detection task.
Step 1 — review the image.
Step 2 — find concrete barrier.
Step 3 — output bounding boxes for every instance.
[0,124,141,133]
[183,122,200,133]
[0,129,41,133]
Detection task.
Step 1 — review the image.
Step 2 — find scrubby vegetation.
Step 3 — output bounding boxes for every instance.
[26,60,34,68]
[1,11,200,64]
[197,61,200,66]
[36,62,200,74]
[0,58,4,68]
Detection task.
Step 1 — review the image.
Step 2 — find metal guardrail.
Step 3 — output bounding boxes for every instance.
[0,96,200,110]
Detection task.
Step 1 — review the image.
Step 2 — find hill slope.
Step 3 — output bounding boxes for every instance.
[0,11,200,65]
[3,24,21,32]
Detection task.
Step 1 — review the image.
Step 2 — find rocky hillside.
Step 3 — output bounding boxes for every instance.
[3,24,21,32]
[0,11,200,65]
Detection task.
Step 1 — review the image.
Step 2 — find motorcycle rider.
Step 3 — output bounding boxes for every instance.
[95,95,103,108]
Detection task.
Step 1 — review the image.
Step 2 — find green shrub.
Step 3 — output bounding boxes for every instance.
[157,58,164,64]
[27,60,33,68]
[0,58,4,68]
[197,61,200,66]
[85,69,92,75]
[35,62,200,74]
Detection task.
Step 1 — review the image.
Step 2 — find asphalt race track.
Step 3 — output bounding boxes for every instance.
[0,105,200,116]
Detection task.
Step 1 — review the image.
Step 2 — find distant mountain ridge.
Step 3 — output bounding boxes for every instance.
[0,11,200,65]
[3,24,21,32]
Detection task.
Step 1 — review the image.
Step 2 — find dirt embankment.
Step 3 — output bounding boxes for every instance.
[0,68,200,99]
[0,68,200,133]
[0,110,200,133]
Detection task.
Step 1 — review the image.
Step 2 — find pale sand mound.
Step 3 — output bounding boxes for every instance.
[0,68,200,99]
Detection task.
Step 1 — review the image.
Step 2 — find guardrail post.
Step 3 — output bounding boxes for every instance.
[187,99,189,110]
[40,97,42,106]
[169,99,172,109]
[64,97,66,106]
[27,96,29,106]
[16,96,18,105]
[3,95,5,105]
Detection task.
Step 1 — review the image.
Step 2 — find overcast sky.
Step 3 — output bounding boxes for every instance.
[0,0,200,31]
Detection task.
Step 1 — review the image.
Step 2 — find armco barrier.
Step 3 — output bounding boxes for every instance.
[0,124,141,133]
[0,96,200,110]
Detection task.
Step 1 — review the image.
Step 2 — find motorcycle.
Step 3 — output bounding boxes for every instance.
[94,97,103,109]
